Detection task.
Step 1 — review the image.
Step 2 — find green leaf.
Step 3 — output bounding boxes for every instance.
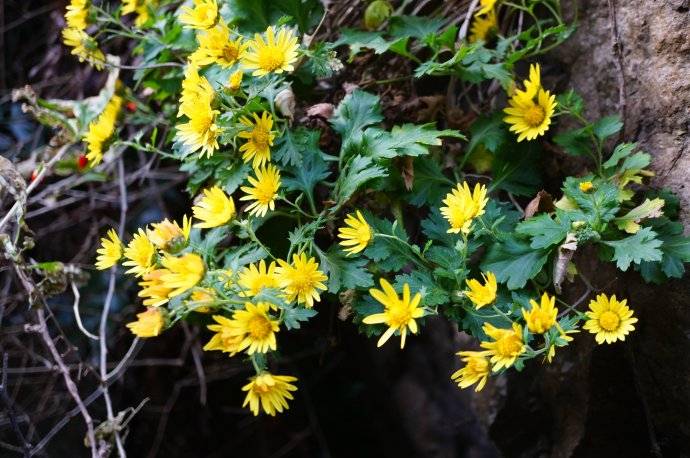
[556,90,584,117]
[421,208,456,247]
[592,115,623,141]
[394,270,449,306]
[515,211,571,249]
[467,112,509,154]
[562,177,620,226]
[480,237,549,289]
[335,155,388,205]
[365,123,463,159]
[553,126,592,156]
[603,142,636,169]
[274,127,322,166]
[283,149,330,201]
[335,29,394,57]
[491,139,542,196]
[330,90,383,147]
[282,306,317,330]
[388,15,444,40]
[364,216,422,271]
[603,227,663,271]
[614,198,665,234]
[316,247,374,293]
[405,156,454,207]
[226,0,323,33]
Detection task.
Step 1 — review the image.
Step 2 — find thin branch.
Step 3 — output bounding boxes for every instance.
[71,282,99,340]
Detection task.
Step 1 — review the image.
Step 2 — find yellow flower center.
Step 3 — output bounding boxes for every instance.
[599,310,620,331]
[247,315,272,339]
[496,334,522,357]
[223,44,239,63]
[258,47,286,72]
[467,356,488,374]
[388,306,412,328]
[251,127,270,149]
[524,104,546,127]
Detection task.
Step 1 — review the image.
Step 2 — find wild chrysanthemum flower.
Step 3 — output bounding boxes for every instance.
[238,260,280,296]
[95,229,122,270]
[122,229,156,277]
[242,372,298,416]
[275,253,328,308]
[65,0,89,30]
[84,94,122,165]
[469,9,497,43]
[122,0,154,27]
[204,315,243,354]
[363,279,424,349]
[177,96,220,158]
[187,288,216,313]
[579,181,594,192]
[243,26,299,77]
[223,302,280,354]
[177,64,214,118]
[179,0,217,29]
[61,28,105,70]
[147,216,191,252]
[584,294,637,344]
[227,70,243,91]
[126,307,165,337]
[464,271,497,309]
[522,292,558,334]
[503,64,557,142]
[190,21,247,68]
[477,0,498,15]
[160,253,205,297]
[440,182,488,234]
[338,210,372,256]
[192,186,235,228]
[137,269,173,307]
[481,322,525,371]
[237,112,275,167]
[239,164,281,217]
[451,350,491,391]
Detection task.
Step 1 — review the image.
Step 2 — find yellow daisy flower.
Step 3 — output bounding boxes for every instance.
[480,322,525,371]
[159,253,205,297]
[242,372,298,416]
[224,302,280,354]
[95,228,122,270]
[126,307,165,338]
[122,229,156,277]
[204,315,243,354]
[464,271,497,309]
[239,164,281,217]
[190,21,247,68]
[177,64,214,118]
[147,216,191,252]
[177,96,220,158]
[122,0,154,27]
[243,26,299,77]
[275,253,328,308]
[237,111,275,168]
[65,0,89,30]
[440,182,488,234]
[477,0,498,15]
[337,210,372,256]
[137,269,173,307]
[362,279,424,349]
[522,292,558,334]
[579,181,594,193]
[179,0,217,30]
[227,70,243,91]
[469,9,497,43]
[503,64,557,142]
[451,350,492,391]
[84,94,122,165]
[583,294,637,344]
[238,260,280,296]
[61,28,105,70]
[192,186,236,228]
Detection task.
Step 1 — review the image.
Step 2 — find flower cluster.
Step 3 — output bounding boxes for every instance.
[61,0,105,69]
[469,0,498,43]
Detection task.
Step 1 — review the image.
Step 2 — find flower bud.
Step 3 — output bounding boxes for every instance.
[364,0,392,30]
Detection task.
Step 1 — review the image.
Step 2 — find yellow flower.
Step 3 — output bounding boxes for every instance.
[122,0,154,27]
[503,64,557,142]
[338,210,372,256]
[177,96,220,158]
[362,279,424,349]
[239,164,281,217]
[469,9,497,43]
[61,28,105,70]
[275,253,328,308]
[522,292,558,334]
[237,111,275,168]
[477,0,498,15]
[122,229,156,277]
[190,21,247,68]
[464,271,497,309]
[481,322,525,371]
[579,181,594,192]
[159,253,205,297]
[243,26,299,77]
[222,302,280,354]
[188,288,216,312]
[242,372,298,416]
[192,186,236,228]
[203,315,243,354]
[583,294,637,344]
[138,269,173,307]
[179,0,217,30]
[177,64,214,118]
[65,0,89,30]
[147,216,191,251]
[84,95,122,165]
[227,70,243,91]
[238,260,280,296]
[95,229,122,270]
[440,182,488,234]
[517,63,541,100]
[126,307,165,338]
[451,350,491,391]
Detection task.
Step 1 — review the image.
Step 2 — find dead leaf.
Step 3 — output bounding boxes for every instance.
[400,156,414,191]
[306,103,335,119]
[553,233,578,294]
[524,190,555,219]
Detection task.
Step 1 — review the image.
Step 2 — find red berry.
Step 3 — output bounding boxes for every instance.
[30,170,38,182]
[126,101,137,112]
[77,154,88,170]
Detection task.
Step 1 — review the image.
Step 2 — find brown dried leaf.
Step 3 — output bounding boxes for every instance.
[524,190,555,219]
